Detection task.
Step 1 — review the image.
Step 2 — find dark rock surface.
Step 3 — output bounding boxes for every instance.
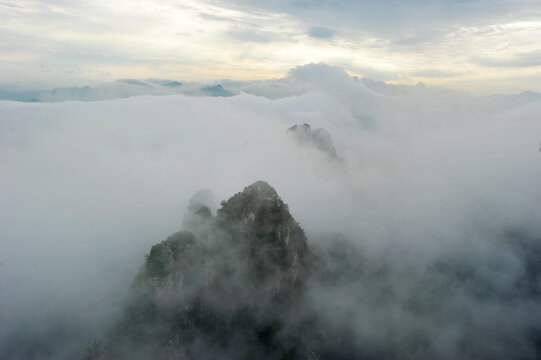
[287,123,340,160]
[108,181,326,360]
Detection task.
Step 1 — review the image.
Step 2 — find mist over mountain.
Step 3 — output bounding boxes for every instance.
[1,64,540,108]
[109,181,314,359]
[287,123,340,161]
[1,64,541,359]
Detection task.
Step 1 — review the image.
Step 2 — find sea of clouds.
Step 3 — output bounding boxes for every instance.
[1,64,540,359]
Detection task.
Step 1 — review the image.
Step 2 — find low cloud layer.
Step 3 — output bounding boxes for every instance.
[1,64,540,106]
[1,64,541,359]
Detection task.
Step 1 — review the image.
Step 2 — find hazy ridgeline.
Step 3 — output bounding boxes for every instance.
[1,64,541,359]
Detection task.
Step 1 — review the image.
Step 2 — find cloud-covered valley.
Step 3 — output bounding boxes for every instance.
[1,64,541,359]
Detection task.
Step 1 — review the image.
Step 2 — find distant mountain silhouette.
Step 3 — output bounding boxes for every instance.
[288,123,341,160]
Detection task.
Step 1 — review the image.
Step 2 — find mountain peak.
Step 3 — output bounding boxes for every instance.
[217,180,284,222]
[243,180,280,200]
[288,123,340,160]
[111,181,313,359]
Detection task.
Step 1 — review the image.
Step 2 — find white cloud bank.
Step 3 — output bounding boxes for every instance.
[1,64,541,359]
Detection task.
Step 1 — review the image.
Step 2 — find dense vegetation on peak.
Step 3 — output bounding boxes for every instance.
[106,181,327,360]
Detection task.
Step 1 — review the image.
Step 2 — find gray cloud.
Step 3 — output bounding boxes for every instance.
[1,2,22,8]
[475,51,541,68]
[216,0,541,35]
[308,25,335,38]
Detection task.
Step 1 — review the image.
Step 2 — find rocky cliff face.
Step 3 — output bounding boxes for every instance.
[216,181,310,302]
[109,181,318,360]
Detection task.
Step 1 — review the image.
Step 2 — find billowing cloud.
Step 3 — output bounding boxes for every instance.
[1,65,541,359]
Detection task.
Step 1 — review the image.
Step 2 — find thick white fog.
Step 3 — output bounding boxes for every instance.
[1,64,541,359]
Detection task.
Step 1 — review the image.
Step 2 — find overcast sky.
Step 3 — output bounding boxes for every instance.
[1,0,541,92]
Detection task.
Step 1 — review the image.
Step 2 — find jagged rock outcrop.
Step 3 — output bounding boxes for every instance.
[216,181,310,303]
[287,123,340,160]
[109,181,315,360]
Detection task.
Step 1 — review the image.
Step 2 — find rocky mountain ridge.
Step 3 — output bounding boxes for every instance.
[108,181,321,360]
